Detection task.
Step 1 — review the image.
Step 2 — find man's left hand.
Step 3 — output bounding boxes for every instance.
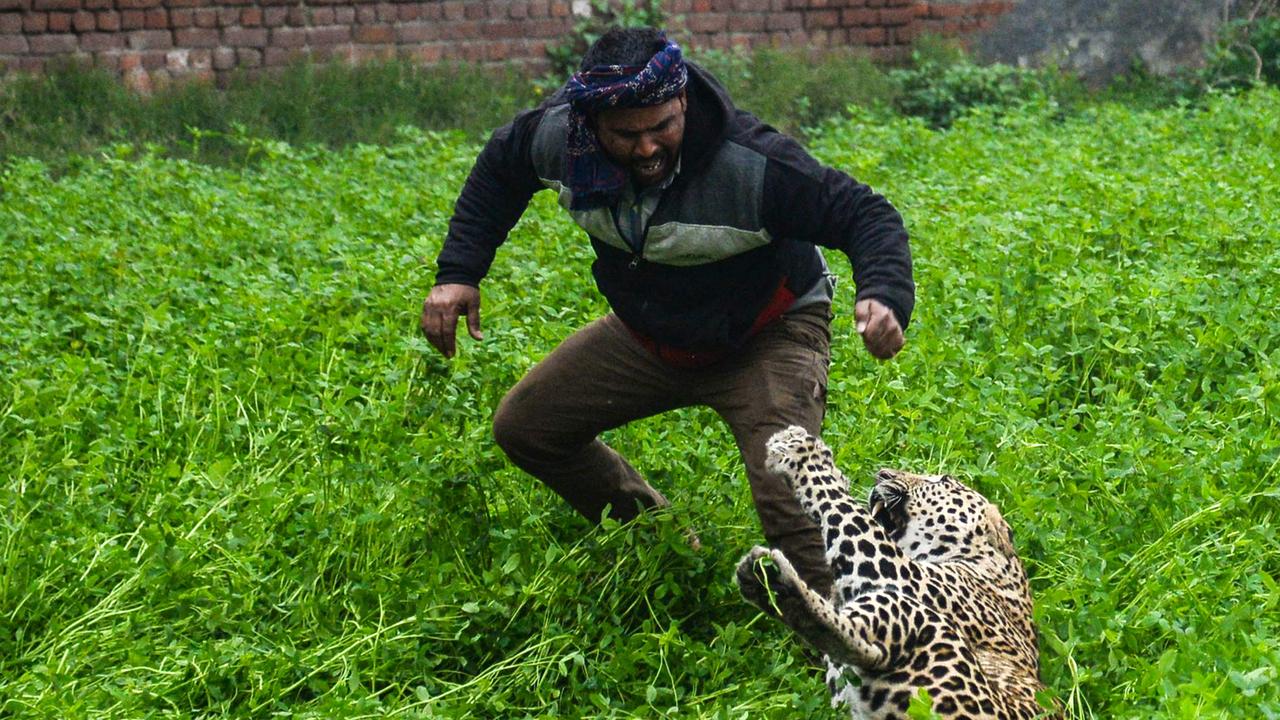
[854,298,905,360]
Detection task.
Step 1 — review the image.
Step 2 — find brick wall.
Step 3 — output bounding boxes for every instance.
[0,0,1013,90]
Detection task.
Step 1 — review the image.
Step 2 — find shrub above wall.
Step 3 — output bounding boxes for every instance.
[0,0,1015,90]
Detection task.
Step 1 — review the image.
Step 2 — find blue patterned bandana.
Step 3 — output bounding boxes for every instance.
[564,38,688,210]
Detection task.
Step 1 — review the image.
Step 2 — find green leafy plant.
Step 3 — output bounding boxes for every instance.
[889,53,1055,128]
[1205,1,1280,88]
[2,78,1279,720]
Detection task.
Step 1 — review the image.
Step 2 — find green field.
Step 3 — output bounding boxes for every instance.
[2,88,1278,718]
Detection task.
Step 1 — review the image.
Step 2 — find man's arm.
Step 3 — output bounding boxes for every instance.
[756,132,914,359]
[425,108,549,357]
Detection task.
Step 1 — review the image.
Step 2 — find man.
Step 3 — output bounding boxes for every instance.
[421,28,913,596]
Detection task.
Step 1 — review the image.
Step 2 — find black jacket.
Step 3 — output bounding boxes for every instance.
[435,62,914,353]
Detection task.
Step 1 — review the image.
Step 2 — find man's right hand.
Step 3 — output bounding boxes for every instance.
[421,284,483,358]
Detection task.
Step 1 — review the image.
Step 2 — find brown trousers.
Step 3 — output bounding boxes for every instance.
[492,304,834,596]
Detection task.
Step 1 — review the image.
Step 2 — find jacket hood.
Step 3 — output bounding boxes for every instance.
[679,61,734,175]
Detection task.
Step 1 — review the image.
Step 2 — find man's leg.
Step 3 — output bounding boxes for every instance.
[698,304,835,597]
[492,314,687,523]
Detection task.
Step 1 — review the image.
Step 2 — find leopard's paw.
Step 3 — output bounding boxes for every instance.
[764,426,813,479]
[736,546,804,617]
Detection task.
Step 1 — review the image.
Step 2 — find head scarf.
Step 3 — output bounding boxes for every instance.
[563,37,688,210]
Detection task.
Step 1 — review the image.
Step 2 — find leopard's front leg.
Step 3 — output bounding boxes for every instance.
[764,426,913,602]
[735,546,890,670]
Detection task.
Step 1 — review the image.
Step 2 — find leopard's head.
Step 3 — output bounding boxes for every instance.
[868,469,1016,563]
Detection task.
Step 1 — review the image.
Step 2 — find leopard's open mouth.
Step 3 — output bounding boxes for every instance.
[868,483,908,536]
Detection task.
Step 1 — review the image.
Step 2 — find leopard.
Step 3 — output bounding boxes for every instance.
[735,426,1058,720]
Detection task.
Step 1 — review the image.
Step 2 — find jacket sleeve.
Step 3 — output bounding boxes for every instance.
[433,107,548,287]
[758,131,915,330]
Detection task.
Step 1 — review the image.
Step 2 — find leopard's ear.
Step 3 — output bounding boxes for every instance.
[983,504,1017,558]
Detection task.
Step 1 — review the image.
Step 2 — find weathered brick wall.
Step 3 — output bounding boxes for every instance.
[0,0,1013,90]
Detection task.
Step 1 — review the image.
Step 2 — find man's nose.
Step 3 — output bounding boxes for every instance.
[634,135,659,158]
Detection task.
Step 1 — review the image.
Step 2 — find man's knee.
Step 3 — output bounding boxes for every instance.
[492,387,535,460]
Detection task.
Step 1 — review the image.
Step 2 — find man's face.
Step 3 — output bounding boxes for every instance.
[593,92,686,188]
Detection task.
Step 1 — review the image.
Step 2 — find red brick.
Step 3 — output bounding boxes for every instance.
[80,32,123,50]
[237,7,259,25]
[396,22,438,43]
[728,13,764,31]
[355,5,375,22]
[222,26,265,46]
[236,46,260,66]
[120,9,143,27]
[174,27,217,46]
[484,20,522,38]
[333,6,354,23]
[805,8,839,27]
[312,7,334,24]
[397,4,418,21]
[550,1,569,17]
[765,11,801,29]
[841,7,875,24]
[878,7,913,24]
[376,2,395,21]
[0,11,20,31]
[93,51,120,70]
[82,0,109,9]
[408,42,442,63]
[527,0,548,17]
[353,24,392,43]
[687,12,726,32]
[128,29,171,49]
[307,25,350,45]
[928,3,966,18]
[23,12,49,31]
[850,25,885,44]
[216,7,238,26]
[464,2,484,19]
[193,8,216,27]
[488,39,518,61]
[117,0,160,8]
[509,1,528,19]
[33,0,80,10]
[893,22,921,42]
[48,12,71,30]
[442,1,464,20]
[212,46,235,69]
[170,8,192,26]
[262,7,286,26]
[734,0,769,9]
[187,47,211,69]
[0,35,28,53]
[144,8,166,28]
[30,33,78,53]
[95,11,119,30]
[286,5,304,24]
[270,27,304,47]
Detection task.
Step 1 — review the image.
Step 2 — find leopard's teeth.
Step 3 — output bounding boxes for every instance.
[870,500,885,517]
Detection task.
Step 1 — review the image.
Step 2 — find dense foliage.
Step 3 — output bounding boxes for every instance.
[2,89,1278,718]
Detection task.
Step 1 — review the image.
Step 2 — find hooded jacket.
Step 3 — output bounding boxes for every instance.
[435,62,914,354]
